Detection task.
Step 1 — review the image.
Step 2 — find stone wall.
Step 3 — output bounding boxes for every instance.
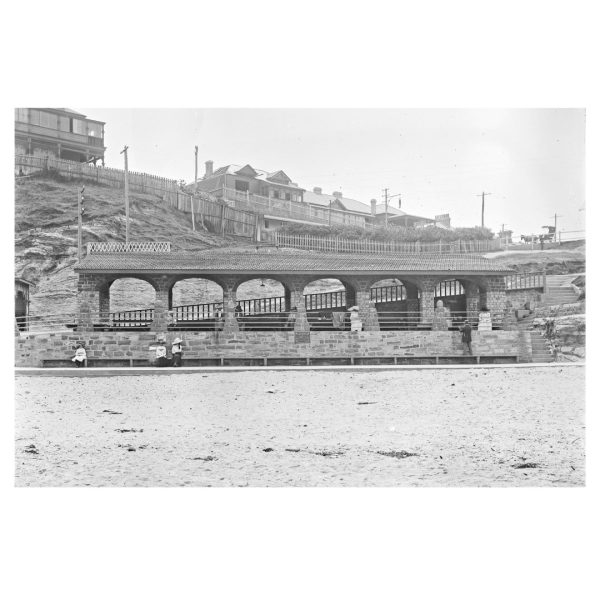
[15,330,529,367]
[506,288,543,309]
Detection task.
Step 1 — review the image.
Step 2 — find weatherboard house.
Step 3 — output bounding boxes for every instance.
[14,243,538,367]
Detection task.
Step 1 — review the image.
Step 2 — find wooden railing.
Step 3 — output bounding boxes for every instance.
[214,186,370,229]
[265,232,504,254]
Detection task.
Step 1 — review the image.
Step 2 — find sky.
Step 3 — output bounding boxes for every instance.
[78,108,585,238]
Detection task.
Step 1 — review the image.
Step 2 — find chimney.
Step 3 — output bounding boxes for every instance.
[313,187,322,194]
[204,160,213,178]
[332,191,342,199]
[370,199,377,216]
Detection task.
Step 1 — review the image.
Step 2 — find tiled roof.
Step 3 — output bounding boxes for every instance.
[76,250,512,275]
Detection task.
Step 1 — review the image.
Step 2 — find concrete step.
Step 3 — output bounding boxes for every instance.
[529,331,555,362]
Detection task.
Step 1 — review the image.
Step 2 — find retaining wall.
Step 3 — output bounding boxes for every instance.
[15,330,529,367]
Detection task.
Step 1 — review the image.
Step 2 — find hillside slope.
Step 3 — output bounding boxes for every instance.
[15,174,245,315]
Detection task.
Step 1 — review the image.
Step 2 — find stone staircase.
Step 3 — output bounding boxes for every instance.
[528,330,555,363]
[540,274,582,306]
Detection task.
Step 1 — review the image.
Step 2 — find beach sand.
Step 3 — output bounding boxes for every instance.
[15,366,584,487]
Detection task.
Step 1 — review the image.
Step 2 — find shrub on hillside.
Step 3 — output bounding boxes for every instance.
[276,222,494,243]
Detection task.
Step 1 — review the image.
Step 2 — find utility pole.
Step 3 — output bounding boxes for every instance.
[77,185,85,261]
[549,213,562,243]
[382,188,401,228]
[191,145,198,232]
[120,145,130,245]
[477,191,491,228]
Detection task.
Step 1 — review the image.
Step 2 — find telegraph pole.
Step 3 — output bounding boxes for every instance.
[383,188,388,228]
[382,188,401,228]
[478,191,491,228]
[120,145,130,245]
[191,145,198,232]
[549,213,562,243]
[77,185,85,261]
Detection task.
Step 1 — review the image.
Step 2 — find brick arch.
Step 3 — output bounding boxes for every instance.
[169,276,224,309]
[232,275,290,297]
[104,276,158,316]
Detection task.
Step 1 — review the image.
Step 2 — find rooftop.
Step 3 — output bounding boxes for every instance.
[75,249,512,275]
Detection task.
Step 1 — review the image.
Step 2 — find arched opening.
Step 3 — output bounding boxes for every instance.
[15,290,27,331]
[302,278,353,331]
[235,278,288,330]
[170,277,223,330]
[108,277,156,329]
[370,278,414,330]
[434,279,467,329]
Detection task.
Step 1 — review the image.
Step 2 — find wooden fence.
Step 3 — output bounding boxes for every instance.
[265,231,504,254]
[16,154,260,240]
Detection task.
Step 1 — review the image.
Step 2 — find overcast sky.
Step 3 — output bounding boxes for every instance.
[79,108,585,237]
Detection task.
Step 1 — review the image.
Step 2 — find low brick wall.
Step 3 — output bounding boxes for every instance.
[15,330,529,367]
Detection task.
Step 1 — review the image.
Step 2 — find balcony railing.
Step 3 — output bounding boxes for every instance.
[211,186,371,229]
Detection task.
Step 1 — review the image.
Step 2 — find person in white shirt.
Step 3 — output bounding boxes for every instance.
[155,340,168,367]
[171,337,183,367]
[72,344,87,368]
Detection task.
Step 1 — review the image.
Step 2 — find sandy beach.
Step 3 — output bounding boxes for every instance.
[15,366,584,487]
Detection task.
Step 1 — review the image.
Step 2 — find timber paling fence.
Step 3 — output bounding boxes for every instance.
[16,154,260,240]
[264,232,504,254]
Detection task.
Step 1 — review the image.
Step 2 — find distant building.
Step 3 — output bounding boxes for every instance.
[434,214,452,229]
[304,188,435,229]
[193,162,305,203]
[192,159,439,231]
[15,108,106,165]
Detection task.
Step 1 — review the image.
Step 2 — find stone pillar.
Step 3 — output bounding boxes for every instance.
[76,273,99,332]
[464,281,480,323]
[432,299,450,331]
[419,279,437,325]
[502,300,518,331]
[404,283,419,326]
[353,279,379,331]
[282,277,310,334]
[150,276,172,332]
[345,285,356,310]
[284,287,292,312]
[220,278,239,334]
[482,276,507,328]
[98,284,110,323]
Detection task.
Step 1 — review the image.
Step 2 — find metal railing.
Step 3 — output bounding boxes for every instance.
[88,241,171,253]
[505,272,545,290]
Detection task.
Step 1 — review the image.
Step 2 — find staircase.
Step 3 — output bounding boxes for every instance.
[528,330,555,363]
[540,274,582,306]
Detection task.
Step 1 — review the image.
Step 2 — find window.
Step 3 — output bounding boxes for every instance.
[272,189,280,199]
[285,192,291,201]
[71,119,86,134]
[235,179,249,192]
[15,108,28,123]
[39,111,58,129]
[58,116,70,132]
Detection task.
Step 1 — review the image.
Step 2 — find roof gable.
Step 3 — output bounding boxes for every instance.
[234,164,259,177]
[266,170,292,184]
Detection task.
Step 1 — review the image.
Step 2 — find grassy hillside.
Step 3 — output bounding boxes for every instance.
[484,245,585,274]
[15,173,243,316]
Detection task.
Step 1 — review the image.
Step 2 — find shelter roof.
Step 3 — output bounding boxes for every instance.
[75,249,512,276]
